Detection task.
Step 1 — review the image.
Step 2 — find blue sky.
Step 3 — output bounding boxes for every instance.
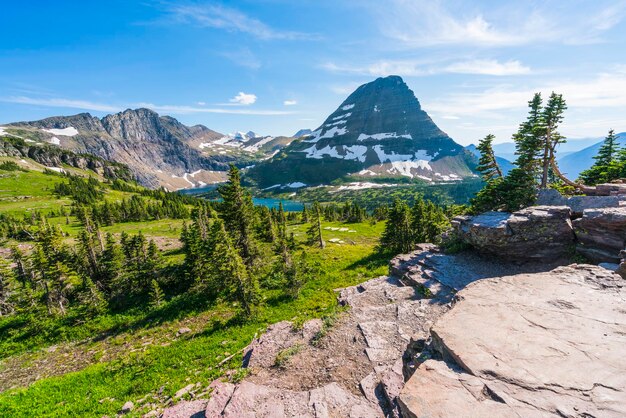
[1,0,625,145]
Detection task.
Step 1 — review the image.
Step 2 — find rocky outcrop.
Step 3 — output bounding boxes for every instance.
[536,188,619,217]
[574,207,626,262]
[204,380,380,417]
[453,206,575,261]
[0,136,133,181]
[398,264,626,418]
[6,108,234,188]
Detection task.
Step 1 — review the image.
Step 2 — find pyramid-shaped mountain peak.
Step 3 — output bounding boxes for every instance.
[249,77,475,187]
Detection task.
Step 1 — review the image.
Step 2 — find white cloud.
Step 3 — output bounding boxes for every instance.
[427,67,626,117]
[165,4,320,41]
[366,0,626,47]
[283,100,297,106]
[197,101,206,106]
[322,58,530,77]
[229,92,257,105]
[444,59,530,76]
[1,96,293,116]
[3,96,121,112]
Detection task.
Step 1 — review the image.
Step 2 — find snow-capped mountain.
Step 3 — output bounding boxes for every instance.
[250,75,476,187]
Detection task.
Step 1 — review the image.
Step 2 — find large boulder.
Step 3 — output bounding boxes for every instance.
[537,188,619,217]
[398,264,626,418]
[453,206,575,261]
[574,207,626,262]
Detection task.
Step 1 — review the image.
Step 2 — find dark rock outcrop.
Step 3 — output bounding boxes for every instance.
[574,207,626,262]
[453,206,575,261]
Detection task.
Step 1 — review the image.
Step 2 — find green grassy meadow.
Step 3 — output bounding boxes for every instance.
[0,161,389,417]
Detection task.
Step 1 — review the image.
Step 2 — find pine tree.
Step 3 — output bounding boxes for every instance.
[306,202,325,248]
[379,198,412,254]
[210,219,259,317]
[476,134,502,181]
[149,279,165,308]
[218,165,258,267]
[579,130,620,185]
[539,92,567,188]
[0,257,14,316]
[301,205,309,223]
[101,233,123,295]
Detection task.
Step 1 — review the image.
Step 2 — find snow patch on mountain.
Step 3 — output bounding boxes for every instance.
[357,132,412,141]
[304,144,367,162]
[49,137,61,145]
[388,160,432,178]
[332,113,352,120]
[42,127,78,136]
[358,169,378,176]
[341,104,355,111]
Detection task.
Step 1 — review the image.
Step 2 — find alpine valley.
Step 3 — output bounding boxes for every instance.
[0,76,480,193]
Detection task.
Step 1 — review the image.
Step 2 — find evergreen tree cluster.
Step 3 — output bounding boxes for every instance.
[471,92,570,212]
[578,130,625,185]
[5,213,164,317]
[179,165,313,317]
[378,195,450,255]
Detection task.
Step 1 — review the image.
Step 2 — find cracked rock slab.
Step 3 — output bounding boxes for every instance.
[400,264,626,418]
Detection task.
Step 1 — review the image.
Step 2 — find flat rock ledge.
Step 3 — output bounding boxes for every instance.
[398,264,626,418]
[160,248,626,418]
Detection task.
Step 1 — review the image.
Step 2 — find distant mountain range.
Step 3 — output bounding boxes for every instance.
[556,132,626,179]
[249,76,476,188]
[485,133,626,180]
[0,109,294,189]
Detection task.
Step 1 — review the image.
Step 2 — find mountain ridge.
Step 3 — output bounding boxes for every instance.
[249,76,476,187]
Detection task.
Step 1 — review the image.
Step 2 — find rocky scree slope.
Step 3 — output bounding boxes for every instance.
[249,76,476,188]
[4,109,238,188]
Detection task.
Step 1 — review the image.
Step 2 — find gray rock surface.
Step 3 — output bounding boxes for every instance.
[574,207,626,262]
[453,206,575,261]
[204,380,380,417]
[536,188,620,216]
[399,264,626,418]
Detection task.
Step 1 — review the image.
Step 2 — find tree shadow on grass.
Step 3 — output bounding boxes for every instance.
[345,251,390,272]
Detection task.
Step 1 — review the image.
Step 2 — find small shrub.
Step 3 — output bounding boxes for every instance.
[274,344,302,368]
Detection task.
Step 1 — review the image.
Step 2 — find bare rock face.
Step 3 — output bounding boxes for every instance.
[574,207,626,262]
[453,206,575,261]
[242,319,322,369]
[537,188,620,217]
[204,380,380,417]
[398,264,626,418]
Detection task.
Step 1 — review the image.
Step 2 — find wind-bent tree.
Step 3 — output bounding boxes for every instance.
[476,134,502,181]
[540,92,567,188]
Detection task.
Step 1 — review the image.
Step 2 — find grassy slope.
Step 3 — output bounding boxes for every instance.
[0,161,389,417]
